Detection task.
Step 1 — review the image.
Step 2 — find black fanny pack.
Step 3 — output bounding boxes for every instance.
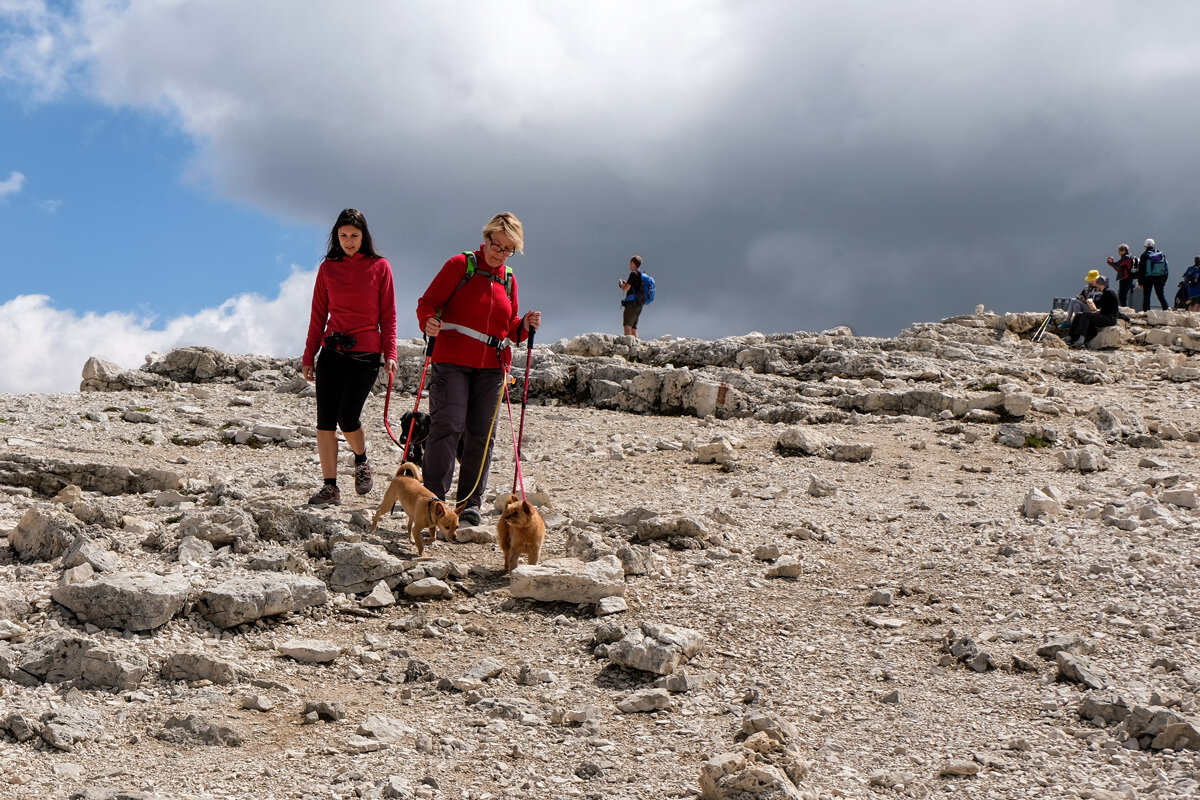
[324,332,358,351]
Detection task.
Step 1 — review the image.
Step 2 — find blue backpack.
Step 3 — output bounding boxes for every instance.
[638,272,656,304]
[1144,249,1169,277]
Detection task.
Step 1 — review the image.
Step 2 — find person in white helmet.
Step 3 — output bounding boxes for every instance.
[1138,238,1170,312]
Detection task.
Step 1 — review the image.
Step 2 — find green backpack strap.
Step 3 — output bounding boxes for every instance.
[454,251,513,298]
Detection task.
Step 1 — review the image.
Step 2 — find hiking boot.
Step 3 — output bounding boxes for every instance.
[459,507,482,527]
[354,459,373,495]
[308,484,342,506]
[1069,338,1086,350]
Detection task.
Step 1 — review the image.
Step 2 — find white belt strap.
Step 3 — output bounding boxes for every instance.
[440,322,511,350]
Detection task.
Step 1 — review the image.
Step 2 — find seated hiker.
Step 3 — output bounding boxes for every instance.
[1067,275,1119,349]
[1181,257,1200,312]
[1060,269,1104,329]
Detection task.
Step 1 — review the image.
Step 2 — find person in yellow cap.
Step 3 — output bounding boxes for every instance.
[1059,269,1105,330]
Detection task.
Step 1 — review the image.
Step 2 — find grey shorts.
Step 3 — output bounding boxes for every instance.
[622,302,643,329]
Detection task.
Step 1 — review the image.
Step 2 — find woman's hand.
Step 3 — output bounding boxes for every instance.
[523,311,541,331]
[385,359,397,376]
[424,318,442,337]
[302,363,315,382]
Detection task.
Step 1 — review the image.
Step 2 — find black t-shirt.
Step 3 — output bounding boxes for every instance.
[625,271,643,303]
[1096,288,1119,317]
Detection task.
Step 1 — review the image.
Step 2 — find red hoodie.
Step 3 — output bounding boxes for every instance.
[416,249,527,369]
[303,253,397,366]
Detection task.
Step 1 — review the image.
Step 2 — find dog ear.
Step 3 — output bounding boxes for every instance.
[522,501,534,515]
[432,501,446,519]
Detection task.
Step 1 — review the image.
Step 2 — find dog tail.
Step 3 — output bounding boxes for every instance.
[397,462,420,480]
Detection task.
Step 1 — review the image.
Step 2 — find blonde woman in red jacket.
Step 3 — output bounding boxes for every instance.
[302,208,397,506]
[416,213,541,527]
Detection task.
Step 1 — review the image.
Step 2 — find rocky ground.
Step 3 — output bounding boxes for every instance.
[2,307,1200,800]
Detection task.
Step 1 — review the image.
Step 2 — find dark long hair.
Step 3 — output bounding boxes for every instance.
[324,208,381,260]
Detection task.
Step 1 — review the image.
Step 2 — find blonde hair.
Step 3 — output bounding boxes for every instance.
[482,212,524,253]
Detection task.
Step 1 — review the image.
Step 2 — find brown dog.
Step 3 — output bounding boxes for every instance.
[496,493,546,572]
[370,462,458,556]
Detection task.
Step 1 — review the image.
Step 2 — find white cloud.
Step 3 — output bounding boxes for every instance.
[0,171,25,196]
[0,266,317,393]
[35,198,62,212]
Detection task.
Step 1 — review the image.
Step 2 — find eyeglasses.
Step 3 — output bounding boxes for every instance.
[486,235,517,257]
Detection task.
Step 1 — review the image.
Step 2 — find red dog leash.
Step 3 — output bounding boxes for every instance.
[384,336,436,461]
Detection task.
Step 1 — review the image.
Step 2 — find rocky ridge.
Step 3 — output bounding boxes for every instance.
[0,306,1198,799]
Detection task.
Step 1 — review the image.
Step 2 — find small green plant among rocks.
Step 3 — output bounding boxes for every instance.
[1023,434,1052,449]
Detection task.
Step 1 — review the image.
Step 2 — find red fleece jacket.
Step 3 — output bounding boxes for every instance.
[416,249,527,369]
[303,253,397,365]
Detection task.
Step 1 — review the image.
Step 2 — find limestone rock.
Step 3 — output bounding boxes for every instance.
[161,652,246,685]
[699,752,807,800]
[0,453,181,496]
[9,508,79,562]
[404,577,453,600]
[156,713,243,746]
[80,356,171,392]
[52,571,190,632]
[509,556,626,603]
[0,631,146,692]
[198,573,328,628]
[1056,651,1106,690]
[607,621,705,675]
[328,542,407,594]
[278,638,340,664]
[636,516,710,542]
[616,687,672,713]
[178,508,257,546]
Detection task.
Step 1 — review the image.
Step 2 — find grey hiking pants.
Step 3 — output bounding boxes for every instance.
[422,363,505,510]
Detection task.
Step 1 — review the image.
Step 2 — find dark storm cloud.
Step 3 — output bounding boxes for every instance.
[18,0,1200,339]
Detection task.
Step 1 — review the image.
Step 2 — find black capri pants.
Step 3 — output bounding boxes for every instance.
[314,348,381,432]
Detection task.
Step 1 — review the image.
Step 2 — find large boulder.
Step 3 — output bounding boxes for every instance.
[178,508,258,547]
[9,508,79,562]
[79,357,172,392]
[53,572,191,632]
[0,454,182,496]
[198,573,328,628]
[328,542,408,594]
[509,556,625,603]
[0,631,147,692]
[607,621,705,675]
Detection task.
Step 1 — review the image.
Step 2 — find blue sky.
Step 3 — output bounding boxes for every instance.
[3,1,1200,393]
[0,94,317,318]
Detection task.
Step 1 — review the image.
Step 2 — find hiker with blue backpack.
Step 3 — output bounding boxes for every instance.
[619,255,655,337]
[1138,238,1170,312]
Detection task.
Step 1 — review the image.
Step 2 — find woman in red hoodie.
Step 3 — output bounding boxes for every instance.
[302,208,397,506]
[416,213,541,527]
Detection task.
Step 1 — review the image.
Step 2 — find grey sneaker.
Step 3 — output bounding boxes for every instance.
[308,484,342,506]
[354,459,373,495]
[459,507,482,527]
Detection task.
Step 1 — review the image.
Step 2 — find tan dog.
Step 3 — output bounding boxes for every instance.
[496,493,545,572]
[370,462,458,556]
